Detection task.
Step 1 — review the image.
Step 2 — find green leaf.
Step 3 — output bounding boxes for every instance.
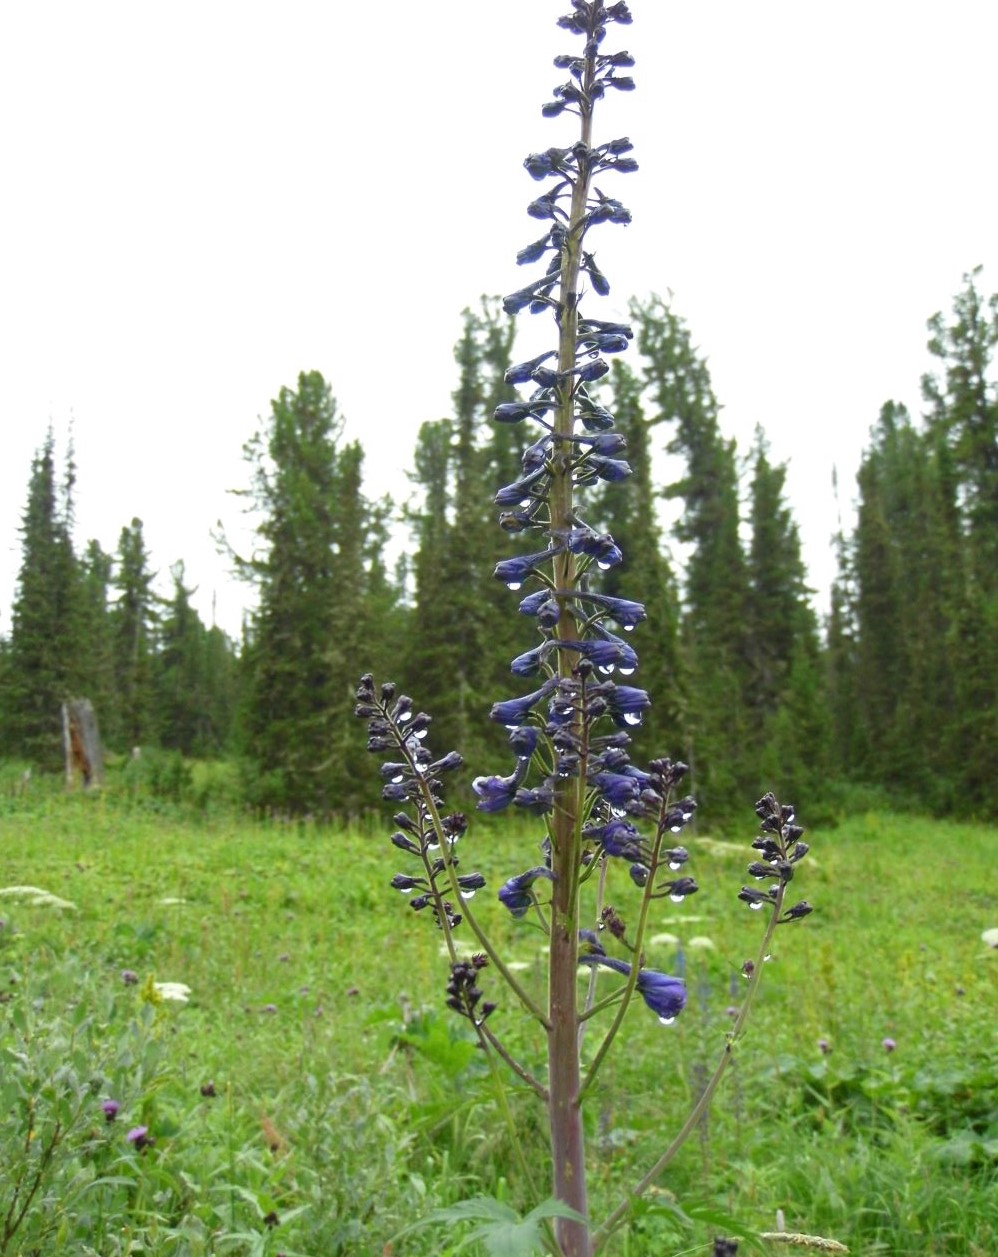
[398,1195,588,1257]
[681,1204,769,1253]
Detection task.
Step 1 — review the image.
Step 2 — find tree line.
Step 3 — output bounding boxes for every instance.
[0,275,994,822]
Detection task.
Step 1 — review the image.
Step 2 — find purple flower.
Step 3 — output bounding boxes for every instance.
[494,400,556,425]
[606,684,652,728]
[101,1099,120,1123]
[585,816,642,859]
[579,954,686,1022]
[495,468,550,507]
[120,969,139,986]
[557,638,634,673]
[818,1038,832,1055]
[490,680,557,728]
[589,771,641,808]
[511,643,554,677]
[636,970,687,1022]
[126,1126,153,1151]
[508,725,541,757]
[585,592,646,627]
[882,1037,897,1054]
[498,867,555,918]
[494,547,563,590]
[585,455,632,482]
[472,772,521,813]
[513,784,555,814]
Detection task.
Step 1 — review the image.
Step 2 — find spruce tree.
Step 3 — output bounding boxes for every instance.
[0,432,83,767]
[595,358,684,757]
[237,370,382,814]
[406,300,523,769]
[745,430,828,803]
[631,295,752,818]
[158,562,238,756]
[77,539,116,743]
[109,518,159,751]
[922,270,998,811]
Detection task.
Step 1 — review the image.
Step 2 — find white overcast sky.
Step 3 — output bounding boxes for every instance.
[1,2,996,639]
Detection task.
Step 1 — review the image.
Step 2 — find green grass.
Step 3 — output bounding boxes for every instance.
[1,782,996,1255]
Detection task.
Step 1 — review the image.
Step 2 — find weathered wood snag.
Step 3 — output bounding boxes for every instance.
[62,699,104,790]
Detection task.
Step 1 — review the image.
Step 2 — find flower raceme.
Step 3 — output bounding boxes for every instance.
[355,5,815,1253]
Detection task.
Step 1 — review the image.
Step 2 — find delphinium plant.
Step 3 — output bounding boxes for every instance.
[355,4,814,1254]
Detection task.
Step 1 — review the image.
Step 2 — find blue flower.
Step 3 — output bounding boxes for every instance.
[516,235,555,267]
[504,350,558,384]
[635,970,686,1021]
[498,866,555,918]
[578,955,686,1022]
[582,431,628,456]
[589,771,641,808]
[607,684,652,727]
[565,528,623,569]
[583,455,632,482]
[513,784,555,814]
[574,592,646,628]
[494,547,563,590]
[494,400,556,425]
[521,434,553,471]
[575,629,639,675]
[490,679,557,728]
[511,643,554,677]
[494,468,549,506]
[508,725,540,757]
[472,761,528,812]
[585,816,642,859]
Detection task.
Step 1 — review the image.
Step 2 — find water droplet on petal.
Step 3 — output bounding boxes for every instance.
[669,893,685,904]
[597,560,612,571]
[619,665,635,676]
[391,773,404,784]
[398,711,411,724]
[425,840,440,852]
[598,664,615,675]
[460,889,477,900]
[415,729,428,739]
[669,824,682,834]
[400,887,413,895]
[623,712,642,726]
[622,624,634,633]
[507,581,523,591]
[415,763,427,775]
[668,860,682,871]
[750,901,764,911]
[658,1015,676,1027]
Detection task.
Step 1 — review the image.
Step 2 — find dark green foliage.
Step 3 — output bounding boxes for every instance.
[630,296,754,816]
[109,518,159,750]
[157,563,237,756]
[405,299,524,772]
[0,432,84,768]
[595,358,684,758]
[745,429,829,804]
[236,370,397,814]
[831,270,998,817]
[77,539,116,736]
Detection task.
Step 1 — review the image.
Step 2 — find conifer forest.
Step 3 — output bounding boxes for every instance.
[2,5,997,1253]
[1,276,995,825]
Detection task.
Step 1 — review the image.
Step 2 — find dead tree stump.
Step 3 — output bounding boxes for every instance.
[62,699,105,790]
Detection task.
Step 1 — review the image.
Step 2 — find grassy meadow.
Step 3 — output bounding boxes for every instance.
[1,772,996,1255]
